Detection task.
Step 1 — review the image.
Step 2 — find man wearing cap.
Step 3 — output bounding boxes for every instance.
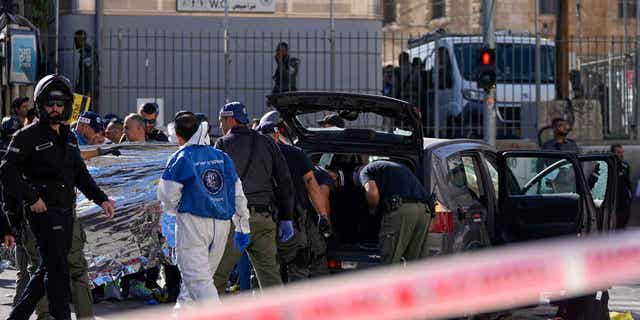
[317,113,345,129]
[213,102,295,292]
[272,42,300,94]
[255,120,331,282]
[74,111,121,160]
[138,102,169,142]
[74,111,105,146]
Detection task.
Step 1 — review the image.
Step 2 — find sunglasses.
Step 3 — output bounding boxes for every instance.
[144,119,156,125]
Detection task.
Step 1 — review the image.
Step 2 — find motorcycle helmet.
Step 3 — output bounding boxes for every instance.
[33,74,73,124]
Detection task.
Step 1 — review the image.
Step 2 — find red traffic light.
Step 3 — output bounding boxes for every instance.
[481,52,492,65]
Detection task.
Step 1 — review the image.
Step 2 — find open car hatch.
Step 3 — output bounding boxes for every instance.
[267,92,423,157]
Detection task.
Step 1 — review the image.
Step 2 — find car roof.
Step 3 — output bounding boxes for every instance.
[424,138,495,157]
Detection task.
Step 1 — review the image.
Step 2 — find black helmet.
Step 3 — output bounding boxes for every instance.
[33,74,73,124]
[0,117,22,141]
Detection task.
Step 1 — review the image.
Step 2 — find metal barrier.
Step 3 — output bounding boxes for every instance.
[42,32,640,140]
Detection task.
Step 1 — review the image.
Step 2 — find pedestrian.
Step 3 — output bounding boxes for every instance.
[123,113,147,143]
[382,65,394,97]
[11,97,30,127]
[395,52,411,101]
[272,42,300,94]
[158,113,250,306]
[541,118,580,152]
[2,74,116,320]
[611,144,632,229]
[74,30,98,99]
[255,119,330,282]
[355,160,430,264]
[105,119,124,144]
[213,101,295,293]
[138,102,169,142]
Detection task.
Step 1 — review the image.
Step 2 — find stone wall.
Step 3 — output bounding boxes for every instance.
[538,99,604,142]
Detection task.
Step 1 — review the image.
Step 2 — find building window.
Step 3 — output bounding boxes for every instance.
[619,0,637,18]
[432,0,446,19]
[539,0,557,15]
[383,0,397,24]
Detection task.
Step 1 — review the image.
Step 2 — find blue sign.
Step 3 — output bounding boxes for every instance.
[10,32,37,84]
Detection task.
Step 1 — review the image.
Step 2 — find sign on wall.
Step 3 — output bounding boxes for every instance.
[9,30,37,84]
[177,0,276,13]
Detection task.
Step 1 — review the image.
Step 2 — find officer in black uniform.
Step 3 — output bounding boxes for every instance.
[3,74,116,320]
[356,160,430,264]
[213,102,295,292]
[255,120,330,282]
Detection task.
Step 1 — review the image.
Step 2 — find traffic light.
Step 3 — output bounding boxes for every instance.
[476,47,496,91]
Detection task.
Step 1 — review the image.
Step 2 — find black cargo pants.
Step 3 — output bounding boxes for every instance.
[10,208,74,320]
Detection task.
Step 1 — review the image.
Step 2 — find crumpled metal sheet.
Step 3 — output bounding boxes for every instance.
[76,144,178,287]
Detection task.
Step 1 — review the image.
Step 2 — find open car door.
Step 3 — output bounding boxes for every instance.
[497,151,598,242]
[578,154,618,232]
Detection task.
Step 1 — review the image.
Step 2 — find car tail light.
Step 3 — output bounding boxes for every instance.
[328,259,342,269]
[429,201,454,234]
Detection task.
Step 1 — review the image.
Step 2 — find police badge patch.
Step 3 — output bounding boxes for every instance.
[202,169,223,195]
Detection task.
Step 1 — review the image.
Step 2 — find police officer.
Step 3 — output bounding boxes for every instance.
[612,144,633,229]
[213,102,295,292]
[356,160,430,264]
[3,74,116,320]
[255,119,330,282]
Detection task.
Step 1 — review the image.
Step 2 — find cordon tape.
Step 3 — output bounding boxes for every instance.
[120,229,640,320]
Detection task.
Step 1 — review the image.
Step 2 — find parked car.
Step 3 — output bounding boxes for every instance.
[268,91,618,274]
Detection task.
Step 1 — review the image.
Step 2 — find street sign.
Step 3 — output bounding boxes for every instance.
[9,30,37,84]
[177,0,276,13]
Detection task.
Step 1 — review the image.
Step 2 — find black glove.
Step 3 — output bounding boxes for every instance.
[97,146,122,157]
[318,216,332,239]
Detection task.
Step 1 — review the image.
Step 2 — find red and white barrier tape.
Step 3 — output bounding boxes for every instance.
[121,229,640,320]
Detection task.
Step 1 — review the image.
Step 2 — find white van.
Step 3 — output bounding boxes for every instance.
[408,32,556,139]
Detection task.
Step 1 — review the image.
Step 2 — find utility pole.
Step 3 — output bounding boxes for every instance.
[54,0,59,74]
[555,0,570,99]
[330,0,335,92]
[535,0,541,111]
[482,0,496,146]
[224,0,230,102]
[635,0,640,138]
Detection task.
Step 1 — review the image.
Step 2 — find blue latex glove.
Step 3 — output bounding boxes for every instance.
[234,232,251,252]
[278,220,294,242]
